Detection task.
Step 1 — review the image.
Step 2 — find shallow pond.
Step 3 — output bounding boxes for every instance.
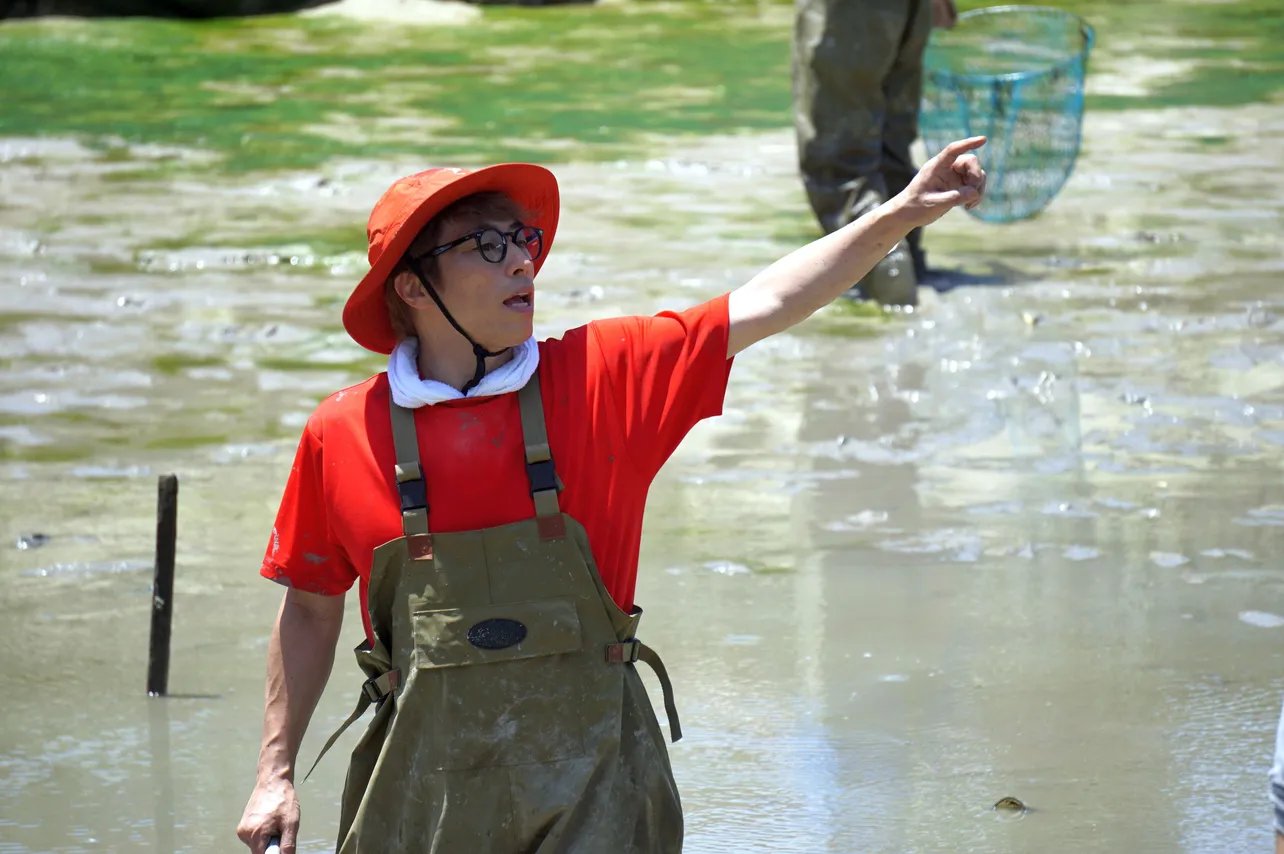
[1,1,1283,851]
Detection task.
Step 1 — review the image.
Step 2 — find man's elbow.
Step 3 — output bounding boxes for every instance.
[727,289,793,357]
[282,587,345,634]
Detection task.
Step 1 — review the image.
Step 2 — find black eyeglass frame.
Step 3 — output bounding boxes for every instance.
[419,225,545,265]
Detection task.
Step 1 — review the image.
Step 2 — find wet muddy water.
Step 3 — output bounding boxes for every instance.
[2,1,1283,851]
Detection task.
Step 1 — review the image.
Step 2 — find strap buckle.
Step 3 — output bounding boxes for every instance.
[526,459,558,495]
[397,478,427,512]
[361,669,401,703]
[605,640,640,664]
[395,462,427,512]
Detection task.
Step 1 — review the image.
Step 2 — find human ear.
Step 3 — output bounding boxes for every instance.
[394,269,432,307]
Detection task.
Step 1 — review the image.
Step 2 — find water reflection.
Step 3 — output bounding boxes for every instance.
[149,701,176,854]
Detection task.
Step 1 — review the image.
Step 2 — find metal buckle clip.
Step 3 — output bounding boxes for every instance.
[362,669,401,702]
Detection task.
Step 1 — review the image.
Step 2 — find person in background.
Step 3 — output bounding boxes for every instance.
[792,0,959,306]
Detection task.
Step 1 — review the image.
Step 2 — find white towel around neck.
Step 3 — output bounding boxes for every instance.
[387,336,539,408]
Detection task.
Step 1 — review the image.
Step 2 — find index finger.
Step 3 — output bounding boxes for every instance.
[941,136,987,159]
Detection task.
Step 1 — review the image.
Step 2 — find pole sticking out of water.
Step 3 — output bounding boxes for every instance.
[147,474,178,697]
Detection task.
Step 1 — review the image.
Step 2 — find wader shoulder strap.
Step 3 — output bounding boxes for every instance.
[389,395,433,561]
[517,372,566,540]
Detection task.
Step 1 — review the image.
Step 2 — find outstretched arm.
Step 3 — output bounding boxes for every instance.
[726,136,987,357]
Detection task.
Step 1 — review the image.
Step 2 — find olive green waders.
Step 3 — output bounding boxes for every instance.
[792,0,932,304]
[310,374,685,853]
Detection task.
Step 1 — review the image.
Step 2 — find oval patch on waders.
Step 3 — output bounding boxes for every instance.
[467,618,528,650]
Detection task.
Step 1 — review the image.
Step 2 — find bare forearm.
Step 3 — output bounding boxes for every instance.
[256,588,344,783]
[727,201,911,356]
[726,136,987,356]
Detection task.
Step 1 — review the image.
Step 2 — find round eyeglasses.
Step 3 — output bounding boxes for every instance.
[424,225,544,265]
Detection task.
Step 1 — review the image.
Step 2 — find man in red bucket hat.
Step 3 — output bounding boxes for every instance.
[238,137,986,854]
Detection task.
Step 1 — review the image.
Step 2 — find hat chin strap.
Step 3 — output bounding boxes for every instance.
[406,258,509,396]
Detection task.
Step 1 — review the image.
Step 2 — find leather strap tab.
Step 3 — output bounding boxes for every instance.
[606,640,640,664]
[537,515,566,540]
[407,533,434,561]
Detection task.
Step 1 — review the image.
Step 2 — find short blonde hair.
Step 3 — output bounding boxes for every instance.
[383,191,532,342]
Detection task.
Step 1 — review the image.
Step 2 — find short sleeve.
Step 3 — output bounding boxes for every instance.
[590,292,733,477]
[259,419,358,595]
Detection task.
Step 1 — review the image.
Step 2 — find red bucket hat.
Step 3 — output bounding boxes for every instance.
[342,163,560,355]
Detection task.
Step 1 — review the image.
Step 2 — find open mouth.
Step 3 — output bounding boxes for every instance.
[503,292,533,308]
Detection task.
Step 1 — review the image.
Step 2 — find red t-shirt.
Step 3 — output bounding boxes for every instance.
[260,294,733,642]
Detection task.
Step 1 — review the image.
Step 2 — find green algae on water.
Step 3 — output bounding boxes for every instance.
[0,2,792,173]
[953,0,1284,111]
[1,0,1276,176]
[150,354,228,375]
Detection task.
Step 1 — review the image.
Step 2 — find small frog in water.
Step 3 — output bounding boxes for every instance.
[992,796,1029,819]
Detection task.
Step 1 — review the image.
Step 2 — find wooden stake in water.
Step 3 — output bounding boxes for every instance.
[147,474,178,697]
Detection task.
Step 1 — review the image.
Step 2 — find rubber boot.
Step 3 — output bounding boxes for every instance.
[846,239,918,306]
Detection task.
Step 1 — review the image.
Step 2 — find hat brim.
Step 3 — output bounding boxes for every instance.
[343,163,560,355]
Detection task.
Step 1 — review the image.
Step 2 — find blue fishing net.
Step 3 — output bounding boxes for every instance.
[919,5,1095,223]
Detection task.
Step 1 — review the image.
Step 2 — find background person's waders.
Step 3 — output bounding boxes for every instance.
[311,372,685,853]
[793,0,933,303]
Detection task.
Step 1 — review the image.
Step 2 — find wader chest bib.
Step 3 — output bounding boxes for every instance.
[319,372,685,853]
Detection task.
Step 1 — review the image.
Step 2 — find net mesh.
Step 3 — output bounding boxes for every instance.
[919,5,1095,224]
